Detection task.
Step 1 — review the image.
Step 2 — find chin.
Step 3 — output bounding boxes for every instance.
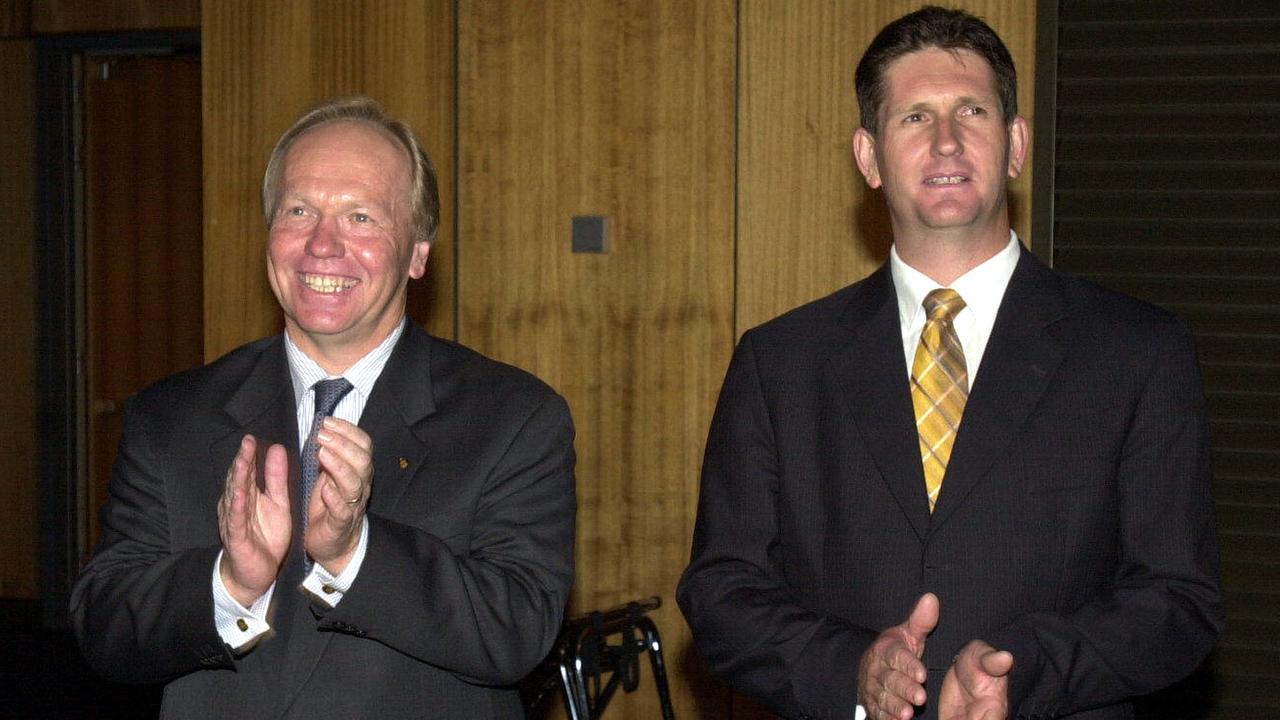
[289,312,355,338]
[920,205,983,229]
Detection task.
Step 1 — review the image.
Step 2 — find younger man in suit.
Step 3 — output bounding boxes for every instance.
[72,97,576,718]
[678,7,1221,720]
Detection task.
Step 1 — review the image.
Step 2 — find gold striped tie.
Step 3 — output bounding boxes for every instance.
[910,289,968,512]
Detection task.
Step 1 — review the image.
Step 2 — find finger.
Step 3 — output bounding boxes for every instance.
[222,435,255,498]
[884,639,928,685]
[883,664,928,709]
[316,425,372,480]
[320,440,371,507]
[879,680,919,720]
[263,443,290,506]
[315,427,365,471]
[221,473,246,538]
[317,475,362,521]
[221,436,257,532]
[320,416,373,453]
[316,444,364,501]
[885,638,926,671]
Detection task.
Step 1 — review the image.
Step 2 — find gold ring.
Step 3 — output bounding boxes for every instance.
[346,496,361,505]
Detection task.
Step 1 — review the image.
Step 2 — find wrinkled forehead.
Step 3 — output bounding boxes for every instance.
[286,121,412,184]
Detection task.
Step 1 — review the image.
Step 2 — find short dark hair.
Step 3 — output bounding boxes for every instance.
[262,96,440,244]
[855,5,1017,135]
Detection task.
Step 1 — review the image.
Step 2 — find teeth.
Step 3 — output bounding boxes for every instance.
[302,274,358,293]
[926,176,966,185]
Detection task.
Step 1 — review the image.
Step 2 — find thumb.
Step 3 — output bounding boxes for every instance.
[905,592,940,645]
[979,649,1014,677]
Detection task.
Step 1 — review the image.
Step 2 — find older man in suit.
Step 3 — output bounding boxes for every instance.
[678,7,1221,720]
[72,97,576,718]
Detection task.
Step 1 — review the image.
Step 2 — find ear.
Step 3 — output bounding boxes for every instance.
[1006,115,1030,179]
[853,127,882,189]
[408,240,431,279]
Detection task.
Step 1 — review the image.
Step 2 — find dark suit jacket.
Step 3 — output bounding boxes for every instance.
[677,248,1222,720]
[71,323,576,719]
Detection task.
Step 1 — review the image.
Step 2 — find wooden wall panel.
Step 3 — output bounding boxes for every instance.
[83,55,204,553]
[737,0,1037,334]
[457,2,737,717]
[30,0,199,33]
[0,39,38,598]
[0,0,31,36]
[202,0,455,361]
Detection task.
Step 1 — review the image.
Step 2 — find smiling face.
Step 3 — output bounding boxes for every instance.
[854,47,1027,261]
[266,120,429,371]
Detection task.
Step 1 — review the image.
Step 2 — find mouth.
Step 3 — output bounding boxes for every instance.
[301,273,358,294]
[924,175,968,186]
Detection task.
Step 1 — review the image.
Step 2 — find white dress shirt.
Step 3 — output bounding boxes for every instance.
[212,319,406,650]
[890,232,1022,383]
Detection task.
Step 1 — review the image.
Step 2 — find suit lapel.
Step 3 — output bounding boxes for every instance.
[827,266,933,542]
[930,249,1067,528]
[210,336,301,475]
[360,325,436,517]
[275,325,437,705]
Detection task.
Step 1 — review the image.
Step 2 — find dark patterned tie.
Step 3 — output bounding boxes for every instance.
[301,378,354,535]
[910,289,968,512]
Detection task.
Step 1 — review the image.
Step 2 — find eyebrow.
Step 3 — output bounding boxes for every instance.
[896,94,994,114]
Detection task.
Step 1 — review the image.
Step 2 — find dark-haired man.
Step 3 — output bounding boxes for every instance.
[679,7,1221,720]
[72,97,576,718]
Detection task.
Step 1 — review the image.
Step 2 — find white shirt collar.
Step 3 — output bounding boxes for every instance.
[284,318,407,407]
[890,231,1021,332]
[889,232,1022,381]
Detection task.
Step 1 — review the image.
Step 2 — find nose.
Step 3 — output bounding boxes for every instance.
[305,215,344,258]
[932,116,963,157]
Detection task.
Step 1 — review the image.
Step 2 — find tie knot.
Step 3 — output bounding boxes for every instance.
[313,378,354,417]
[923,288,966,322]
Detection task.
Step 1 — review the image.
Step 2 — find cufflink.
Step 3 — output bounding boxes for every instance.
[236,618,249,632]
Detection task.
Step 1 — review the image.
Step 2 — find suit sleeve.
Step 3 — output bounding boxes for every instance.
[70,397,234,683]
[989,317,1224,717]
[318,391,577,685]
[678,334,875,719]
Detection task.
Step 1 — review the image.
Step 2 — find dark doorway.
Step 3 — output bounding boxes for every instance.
[22,30,201,720]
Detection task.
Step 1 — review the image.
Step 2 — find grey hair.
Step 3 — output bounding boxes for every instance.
[261,96,440,244]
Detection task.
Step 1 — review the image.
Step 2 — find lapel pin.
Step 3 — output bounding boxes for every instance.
[399,457,409,470]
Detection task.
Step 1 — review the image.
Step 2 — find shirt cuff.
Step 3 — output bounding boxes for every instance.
[855,705,867,720]
[302,518,369,607]
[212,551,274,650]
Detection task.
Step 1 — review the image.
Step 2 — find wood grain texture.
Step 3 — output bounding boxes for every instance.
[0,0,31,36]
[83,55,204,553]
[737,0,1036,335]
[202,0,455,360]
[457,2,737,717]
[0,39,38,598]
[30,0,198,33]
